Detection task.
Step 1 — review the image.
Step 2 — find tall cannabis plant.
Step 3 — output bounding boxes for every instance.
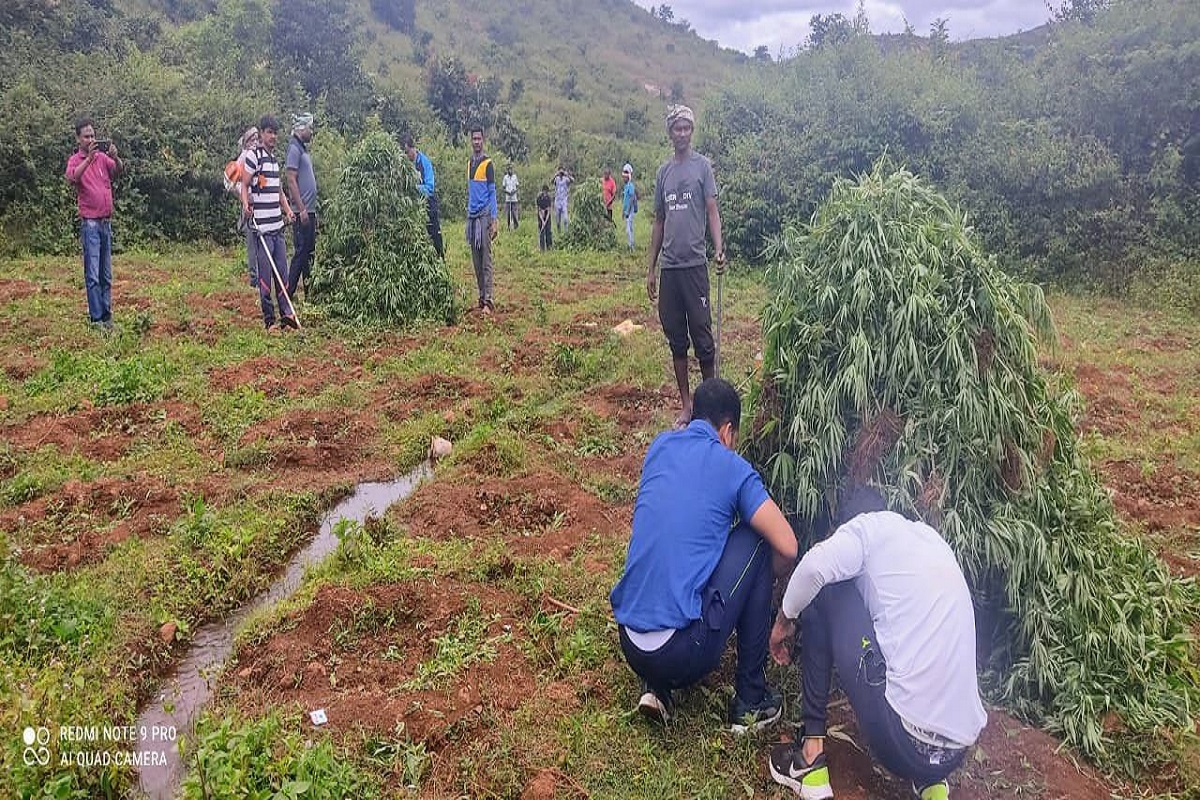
[746,161,1198,763]
[311,131,456,326]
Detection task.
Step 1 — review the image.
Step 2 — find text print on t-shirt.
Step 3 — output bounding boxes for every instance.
[667,190,692,212]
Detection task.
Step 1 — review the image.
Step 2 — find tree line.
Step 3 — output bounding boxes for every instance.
[706,0,1199,295]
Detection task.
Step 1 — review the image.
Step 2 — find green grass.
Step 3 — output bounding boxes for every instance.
[2,225,1198,797]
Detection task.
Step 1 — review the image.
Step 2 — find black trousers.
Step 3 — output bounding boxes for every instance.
[801,580,966,787]
[658,265,715,364]
[427,194,445,258]
[287,213,317,295]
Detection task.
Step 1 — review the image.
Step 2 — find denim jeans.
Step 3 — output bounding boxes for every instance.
[253,231,293,326]
[618,522,772,705]
[80,218,112,322]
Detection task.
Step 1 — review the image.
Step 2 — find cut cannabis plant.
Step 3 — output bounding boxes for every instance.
[746,161,1199,765]
[311,131,456,326]
[559,189,619,252]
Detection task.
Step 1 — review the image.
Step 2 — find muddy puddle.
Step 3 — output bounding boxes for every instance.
[134,463,431,799]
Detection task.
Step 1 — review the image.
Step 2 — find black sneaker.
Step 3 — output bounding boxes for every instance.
[280,314,300,330]
[728,685,783,734]
[768,741,833,799]
[636,682,673,726]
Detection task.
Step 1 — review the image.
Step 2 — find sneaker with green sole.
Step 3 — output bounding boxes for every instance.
[914,781,949,800]
[768,741,833,799]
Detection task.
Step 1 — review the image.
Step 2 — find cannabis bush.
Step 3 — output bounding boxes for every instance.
[746,162,1199,764]
[559,189,619,252]
[311,131,456,326]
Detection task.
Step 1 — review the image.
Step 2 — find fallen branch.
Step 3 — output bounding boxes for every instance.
[546,596,581,615]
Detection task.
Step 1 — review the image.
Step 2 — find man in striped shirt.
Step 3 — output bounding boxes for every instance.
[241,115,297,332]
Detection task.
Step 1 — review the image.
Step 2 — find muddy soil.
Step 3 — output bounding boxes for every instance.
[209,356,364,399]
[232,579,537,747]
[814,703,1109,799]
[233,408,391,493]
[377,374,489,422]
[4,401,206,462]
[395,470,623,559]
[5,475,180,571]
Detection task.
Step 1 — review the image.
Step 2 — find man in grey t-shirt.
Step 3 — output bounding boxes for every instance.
[285,113,318,297]
[646,105,725,427]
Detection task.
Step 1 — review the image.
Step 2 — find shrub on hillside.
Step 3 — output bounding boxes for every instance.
[559,190,619,252]
[746,162,1199,765]
[310,131,456,326]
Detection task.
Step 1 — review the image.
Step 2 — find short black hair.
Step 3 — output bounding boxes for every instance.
[75,118,95,135]
[834,485,887,527]
[401,134,415,149]
[692,378,741,432]
[259,115,279,133]
[469,125,485,136]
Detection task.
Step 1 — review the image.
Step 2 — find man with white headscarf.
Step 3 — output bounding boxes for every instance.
[285,112,318,298]
[647,105,725,428]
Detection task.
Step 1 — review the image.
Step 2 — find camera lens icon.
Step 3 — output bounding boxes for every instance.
[22,726,51,766]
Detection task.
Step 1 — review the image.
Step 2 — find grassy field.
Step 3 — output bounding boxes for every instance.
[1,217,1197,798]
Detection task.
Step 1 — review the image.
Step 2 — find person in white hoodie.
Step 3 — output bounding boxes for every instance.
[767,487,986,800]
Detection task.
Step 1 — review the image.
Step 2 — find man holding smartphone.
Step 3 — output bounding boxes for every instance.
[66,118,124,330]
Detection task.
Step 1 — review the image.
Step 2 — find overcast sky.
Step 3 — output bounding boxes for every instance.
[631,0,1052,54]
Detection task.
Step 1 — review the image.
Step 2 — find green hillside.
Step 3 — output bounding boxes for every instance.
[362,0,744,137]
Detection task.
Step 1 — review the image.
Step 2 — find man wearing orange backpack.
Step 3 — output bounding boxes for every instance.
[224,127,260,287]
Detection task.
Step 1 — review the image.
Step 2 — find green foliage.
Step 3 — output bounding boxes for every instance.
[709,0,1200,296]
[183,712,379,799]
[310,130,457,327]
[25,349,175,406]
[559,191,619,252]
[746,162,1200,765]
[0,560,109,667]
[404,598,506,689]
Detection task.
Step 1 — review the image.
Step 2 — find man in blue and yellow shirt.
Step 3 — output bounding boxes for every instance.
[466,126,499,314]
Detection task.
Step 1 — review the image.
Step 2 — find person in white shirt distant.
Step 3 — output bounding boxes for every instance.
[766,487,987,800]
[503,165,520,230]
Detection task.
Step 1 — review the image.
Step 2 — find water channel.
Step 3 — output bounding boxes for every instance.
[135,463,431,798]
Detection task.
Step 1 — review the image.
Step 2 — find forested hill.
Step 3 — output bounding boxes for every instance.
[117,0,745,139]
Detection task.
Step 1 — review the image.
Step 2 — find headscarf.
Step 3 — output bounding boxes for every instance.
[665,104,694,133]
[622,163,633,177]
[291,112,314,135]
[240,127,259,150]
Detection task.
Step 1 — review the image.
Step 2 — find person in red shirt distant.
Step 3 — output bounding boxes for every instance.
[65,118,124,330]
[602,167,618,222]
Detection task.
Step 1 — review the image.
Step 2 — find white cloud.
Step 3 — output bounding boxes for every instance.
[630,0,1050,53]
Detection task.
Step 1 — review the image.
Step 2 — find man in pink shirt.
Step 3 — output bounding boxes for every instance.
[66,118,124,329]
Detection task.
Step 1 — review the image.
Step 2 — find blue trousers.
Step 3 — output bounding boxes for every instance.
[254,231,293,326]
[618,522,772,704]
[81,218,112,322]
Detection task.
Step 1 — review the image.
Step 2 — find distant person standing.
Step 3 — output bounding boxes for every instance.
[241,115,298,333]
[284,113,318,298]
[602,167,618,222]
[503,165,520,230]
[553,167,573,234]
[225,127,260,288]
[466,126,499,314]
[403,134,445,259]
[65,118,124,330]
[622,163,638,251]
[647,105,724,427]
[537,184,553,251]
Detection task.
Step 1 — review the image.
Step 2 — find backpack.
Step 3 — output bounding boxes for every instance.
[222,157,246,195]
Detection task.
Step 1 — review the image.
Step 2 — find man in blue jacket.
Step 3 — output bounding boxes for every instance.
[466,126,499,314]
[404,135,444,258]
[611,378,798,733]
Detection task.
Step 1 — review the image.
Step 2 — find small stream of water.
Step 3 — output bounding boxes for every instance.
[135,463,431,799]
